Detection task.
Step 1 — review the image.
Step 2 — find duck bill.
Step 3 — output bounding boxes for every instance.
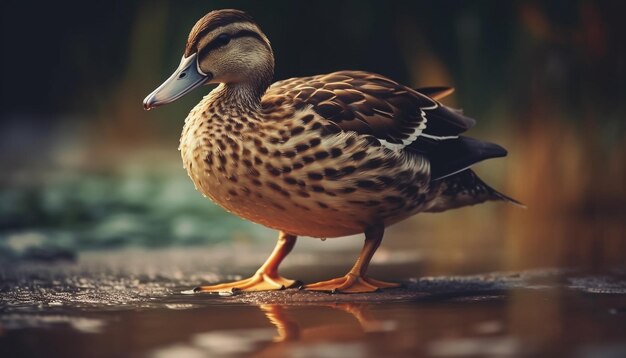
[143,53,211,110]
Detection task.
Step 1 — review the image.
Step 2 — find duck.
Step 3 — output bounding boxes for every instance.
[143,9,520,293]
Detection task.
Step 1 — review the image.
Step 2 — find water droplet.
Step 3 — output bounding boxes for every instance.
[320,238,327,242]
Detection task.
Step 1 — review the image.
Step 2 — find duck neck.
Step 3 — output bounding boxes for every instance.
[205,81,268,116]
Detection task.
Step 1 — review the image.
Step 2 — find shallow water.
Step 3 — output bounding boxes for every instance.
[1,249,625,358]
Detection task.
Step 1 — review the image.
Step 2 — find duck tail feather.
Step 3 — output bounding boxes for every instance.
[425,169,525,212]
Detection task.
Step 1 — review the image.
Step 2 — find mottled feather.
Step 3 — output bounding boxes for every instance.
[263,71,486,178]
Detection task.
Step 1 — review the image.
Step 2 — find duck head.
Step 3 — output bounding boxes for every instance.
[143,9,274,110]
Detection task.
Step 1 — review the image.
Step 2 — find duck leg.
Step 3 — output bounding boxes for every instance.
[304,225,401,293]
[194,232,299,293]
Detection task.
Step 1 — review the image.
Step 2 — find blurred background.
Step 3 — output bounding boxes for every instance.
[1,0,625,273]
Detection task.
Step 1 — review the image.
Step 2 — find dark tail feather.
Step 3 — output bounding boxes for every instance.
[425,169,524,213]
[490,186,526,208]
[428,136,508,180]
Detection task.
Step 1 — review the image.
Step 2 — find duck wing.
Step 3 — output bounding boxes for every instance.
[264,71,505,180]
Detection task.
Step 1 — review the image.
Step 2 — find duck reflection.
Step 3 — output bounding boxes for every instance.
[254,302,396,355]
[147,301,398,358]
[262,304,300,342]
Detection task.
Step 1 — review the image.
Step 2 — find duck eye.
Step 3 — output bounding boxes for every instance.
[216,34,231,46]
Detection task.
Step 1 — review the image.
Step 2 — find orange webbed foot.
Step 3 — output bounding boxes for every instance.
[303,273,401,293]
[192,272,300,293]
[189,232,299,294]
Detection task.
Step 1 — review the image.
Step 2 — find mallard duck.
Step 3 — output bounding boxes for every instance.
[143,9,520,293]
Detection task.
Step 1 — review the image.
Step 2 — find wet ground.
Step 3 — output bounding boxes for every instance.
[1,248,625,358]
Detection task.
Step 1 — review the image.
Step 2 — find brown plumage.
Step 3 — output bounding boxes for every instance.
[143,9,520,294]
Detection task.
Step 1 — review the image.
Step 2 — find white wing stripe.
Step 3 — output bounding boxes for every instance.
[420,133,459,140]
[368,104,459,151]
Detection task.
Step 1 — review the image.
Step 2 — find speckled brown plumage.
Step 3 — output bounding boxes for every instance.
[146,9,520,293]
[180,89,432,238]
